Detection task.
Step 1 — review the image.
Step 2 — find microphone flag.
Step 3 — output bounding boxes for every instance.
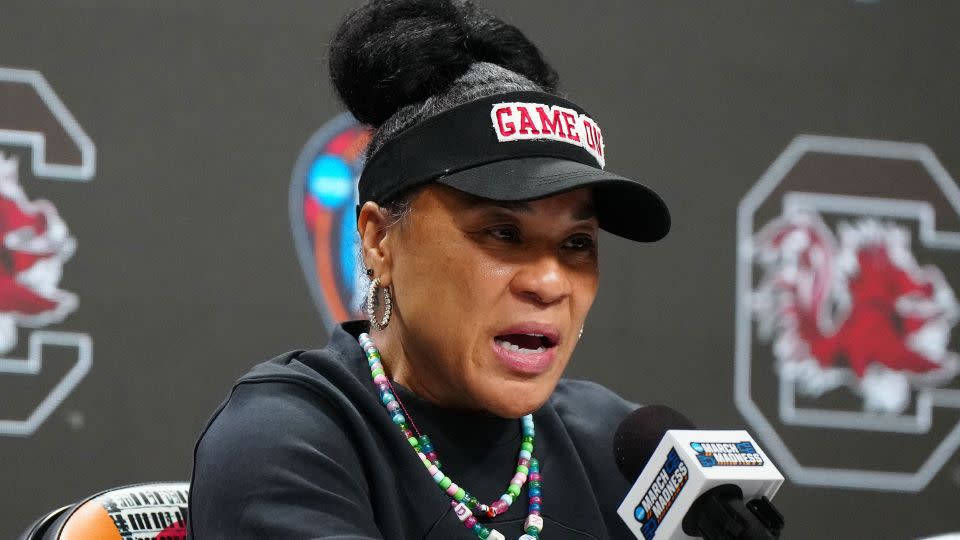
[616,430,784,540]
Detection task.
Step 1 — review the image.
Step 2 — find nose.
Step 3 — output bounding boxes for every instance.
[511,252,571,306]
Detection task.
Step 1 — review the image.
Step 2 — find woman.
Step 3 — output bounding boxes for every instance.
[188,0,669,538]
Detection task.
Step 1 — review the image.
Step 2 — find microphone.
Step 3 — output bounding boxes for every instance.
[613,406,785,540]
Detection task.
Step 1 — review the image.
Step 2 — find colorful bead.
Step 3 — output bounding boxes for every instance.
[490,499,508,516]
[525,515,544,532]
[452,501,471,521]
[359,333,543,540]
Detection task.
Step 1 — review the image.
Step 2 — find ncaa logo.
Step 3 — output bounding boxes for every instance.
[735,135,960,491]
[290,114,371,330]
[0,67,94,437]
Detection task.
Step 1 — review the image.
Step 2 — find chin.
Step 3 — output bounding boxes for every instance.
[480,378,557,419]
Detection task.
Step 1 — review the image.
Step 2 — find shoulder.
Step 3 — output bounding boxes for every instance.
[545,380,638,538]
[190,352,362,501]
[196,365,345,456]
[550,378,637,438]
[188,346,381,535]
[194,340,373,462]
[191,325,377,494]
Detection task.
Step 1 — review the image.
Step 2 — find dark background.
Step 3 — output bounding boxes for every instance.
[2,1,959,538]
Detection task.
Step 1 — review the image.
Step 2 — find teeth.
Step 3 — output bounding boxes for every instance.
[495,338,546,354]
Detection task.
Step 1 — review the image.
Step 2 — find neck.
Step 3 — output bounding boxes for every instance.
[371,322,455,409]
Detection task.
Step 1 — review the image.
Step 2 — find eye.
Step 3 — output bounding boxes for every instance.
[563,234,596,252]
[488,225,521,243]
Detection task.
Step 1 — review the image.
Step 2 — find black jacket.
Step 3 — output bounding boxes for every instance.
[188,321,637,539]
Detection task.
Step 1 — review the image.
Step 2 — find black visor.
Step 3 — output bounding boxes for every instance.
[357,91,670,242]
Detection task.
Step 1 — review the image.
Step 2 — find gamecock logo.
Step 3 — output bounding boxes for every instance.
[753,213,958,414]
[0,154,79,350]
[736,135,960,491]
[0,67,94,437]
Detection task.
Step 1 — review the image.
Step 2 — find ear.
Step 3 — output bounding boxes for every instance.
[357,201,395,287]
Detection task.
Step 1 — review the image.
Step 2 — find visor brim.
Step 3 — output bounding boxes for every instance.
[435,157,670,242]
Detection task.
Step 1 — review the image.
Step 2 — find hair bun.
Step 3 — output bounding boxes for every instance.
[329,0,559,127]
[461,3,558,93]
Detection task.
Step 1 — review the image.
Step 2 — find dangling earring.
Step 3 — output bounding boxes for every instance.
[578,326,584,340]
[366,277,392,330]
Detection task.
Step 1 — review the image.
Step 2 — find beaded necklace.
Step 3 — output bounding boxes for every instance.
[359,333,545,540]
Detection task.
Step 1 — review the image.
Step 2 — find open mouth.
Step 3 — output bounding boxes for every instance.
[494,333,557,354]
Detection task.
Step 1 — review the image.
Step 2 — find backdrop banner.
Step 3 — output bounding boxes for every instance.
[1,1,958,538]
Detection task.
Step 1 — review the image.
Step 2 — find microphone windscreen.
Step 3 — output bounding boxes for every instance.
[613,405,696,483]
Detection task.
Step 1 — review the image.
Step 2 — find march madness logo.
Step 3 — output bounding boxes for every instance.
[289,114,371,330]
[691,441,764,467]
[0,67,94,437]
[633,448,688,540]
[736,135,960,492]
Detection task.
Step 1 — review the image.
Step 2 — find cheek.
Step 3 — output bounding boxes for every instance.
[572,268,600,317]
[394,234,500,335]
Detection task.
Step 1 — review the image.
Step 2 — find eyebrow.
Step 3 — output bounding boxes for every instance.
[463,194,597,221]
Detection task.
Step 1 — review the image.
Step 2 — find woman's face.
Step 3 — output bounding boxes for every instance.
[362,184,600,418]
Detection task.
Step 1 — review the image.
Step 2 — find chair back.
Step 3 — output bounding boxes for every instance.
[19,482,189,540]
